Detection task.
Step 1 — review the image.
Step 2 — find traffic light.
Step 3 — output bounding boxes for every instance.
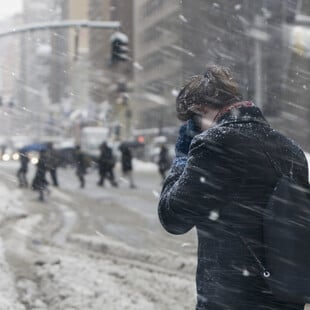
[285,0,301,23]
[137,136,145,144]
[110,31,129,64]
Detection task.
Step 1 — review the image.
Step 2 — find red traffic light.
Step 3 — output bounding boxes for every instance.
[137,136,145,144]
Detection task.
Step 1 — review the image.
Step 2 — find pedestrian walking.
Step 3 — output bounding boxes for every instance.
[17,152,29,187]
[45,142,59,187]
[97,142,118,187]
[119,144,136,188]
[158,66,308,310]
[157,144,171,183]
[32,149,49,201]
[74,145,87,188]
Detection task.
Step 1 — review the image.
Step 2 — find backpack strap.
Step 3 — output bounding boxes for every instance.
[231,226,271,278]
[230,131,281,279]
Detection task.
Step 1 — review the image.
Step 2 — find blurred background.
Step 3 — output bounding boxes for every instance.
[0,0,308,158]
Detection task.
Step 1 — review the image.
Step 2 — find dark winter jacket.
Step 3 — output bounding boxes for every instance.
[158,146,171,172]
[120,146,133,172]
[75,151,87,175]
[32,153,48,191]
[158,104,308,310]
[98,145,115,173]
[45,148,59,170]
[19,154,29,172]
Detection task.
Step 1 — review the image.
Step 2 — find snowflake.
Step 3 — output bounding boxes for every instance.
[242,269,250,277]
[209,210,219,221]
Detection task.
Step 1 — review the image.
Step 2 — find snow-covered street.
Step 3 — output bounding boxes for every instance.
[0,161,197,310]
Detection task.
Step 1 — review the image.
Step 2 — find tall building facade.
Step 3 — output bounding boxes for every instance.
[180,0,309,150]
[19,0,55,138]
[277,0,310,151]
[0,14,22,138]
[110,0,134,78]
[88,0,113,105]
[0,14,21,103]
[48,0,69,105]
[66,0,90,113]
[133,0,182,132]
[88,0,135,139]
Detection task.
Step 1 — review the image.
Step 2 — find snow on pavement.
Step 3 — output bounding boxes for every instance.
[0,164,196,309]
[0,182,28,310]
[0,239,25,310]
[29,244,196,310]
[1,154,308,310]
[0,182,28,223]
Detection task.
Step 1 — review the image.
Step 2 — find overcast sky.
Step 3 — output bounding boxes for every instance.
[0,0,22,20]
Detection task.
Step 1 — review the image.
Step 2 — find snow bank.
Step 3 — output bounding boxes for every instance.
[0,183,28,224]
[132,159,158,172]
[33,245,196,310]
[0,182,29,309]
[69,233,196,275]
[0,240,25,310]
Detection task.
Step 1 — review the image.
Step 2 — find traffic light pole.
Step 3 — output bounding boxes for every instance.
[294,14,310,26]
[0,20,121,38]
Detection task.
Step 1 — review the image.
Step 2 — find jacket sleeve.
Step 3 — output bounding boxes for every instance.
[158,130,232,235]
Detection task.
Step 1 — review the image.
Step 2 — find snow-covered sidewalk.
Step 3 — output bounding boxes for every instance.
[0,166,196,310]
[0,183,29,310]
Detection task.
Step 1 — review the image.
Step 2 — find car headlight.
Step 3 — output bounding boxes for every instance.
[2,154,10,161]
[31,157,39,165]
[12,153,20,161]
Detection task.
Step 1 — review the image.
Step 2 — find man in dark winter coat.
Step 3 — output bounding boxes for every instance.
[74,145,87,188]
[158,66,308,310]
[17,152,29,187]
[157,144,171,183]
[32,149,49,201]
[119,144,136,188]
[45,142,59,187]
[97,142,118,187]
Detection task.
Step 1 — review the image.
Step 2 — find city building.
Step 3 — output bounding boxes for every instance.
[19,0,56,138]
[88,0,113,105]
[48,0,69,106]
[133,0,182,133]
[0,14,22,103]
[180,0,309,150]
[276,0,310,151]
[88,0,135,139]
[0,14,22,138]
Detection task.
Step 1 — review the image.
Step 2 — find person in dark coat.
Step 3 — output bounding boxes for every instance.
[17,152,29,187]
[45,142,59,187]
[97,142,118,187]
[74,145,87,188]
[158,66,308,310]
[32,149,49,201]
[119,144,136,188]
[157,144,171,182]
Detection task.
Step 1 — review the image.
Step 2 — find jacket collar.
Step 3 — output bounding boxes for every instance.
[214,101,269,127]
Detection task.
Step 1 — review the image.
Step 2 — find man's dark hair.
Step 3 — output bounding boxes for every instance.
[176,65,242,121]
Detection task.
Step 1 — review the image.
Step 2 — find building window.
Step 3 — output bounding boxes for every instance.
[143,27,162,43]
[142,52,165,72]
[142,0,165,19]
